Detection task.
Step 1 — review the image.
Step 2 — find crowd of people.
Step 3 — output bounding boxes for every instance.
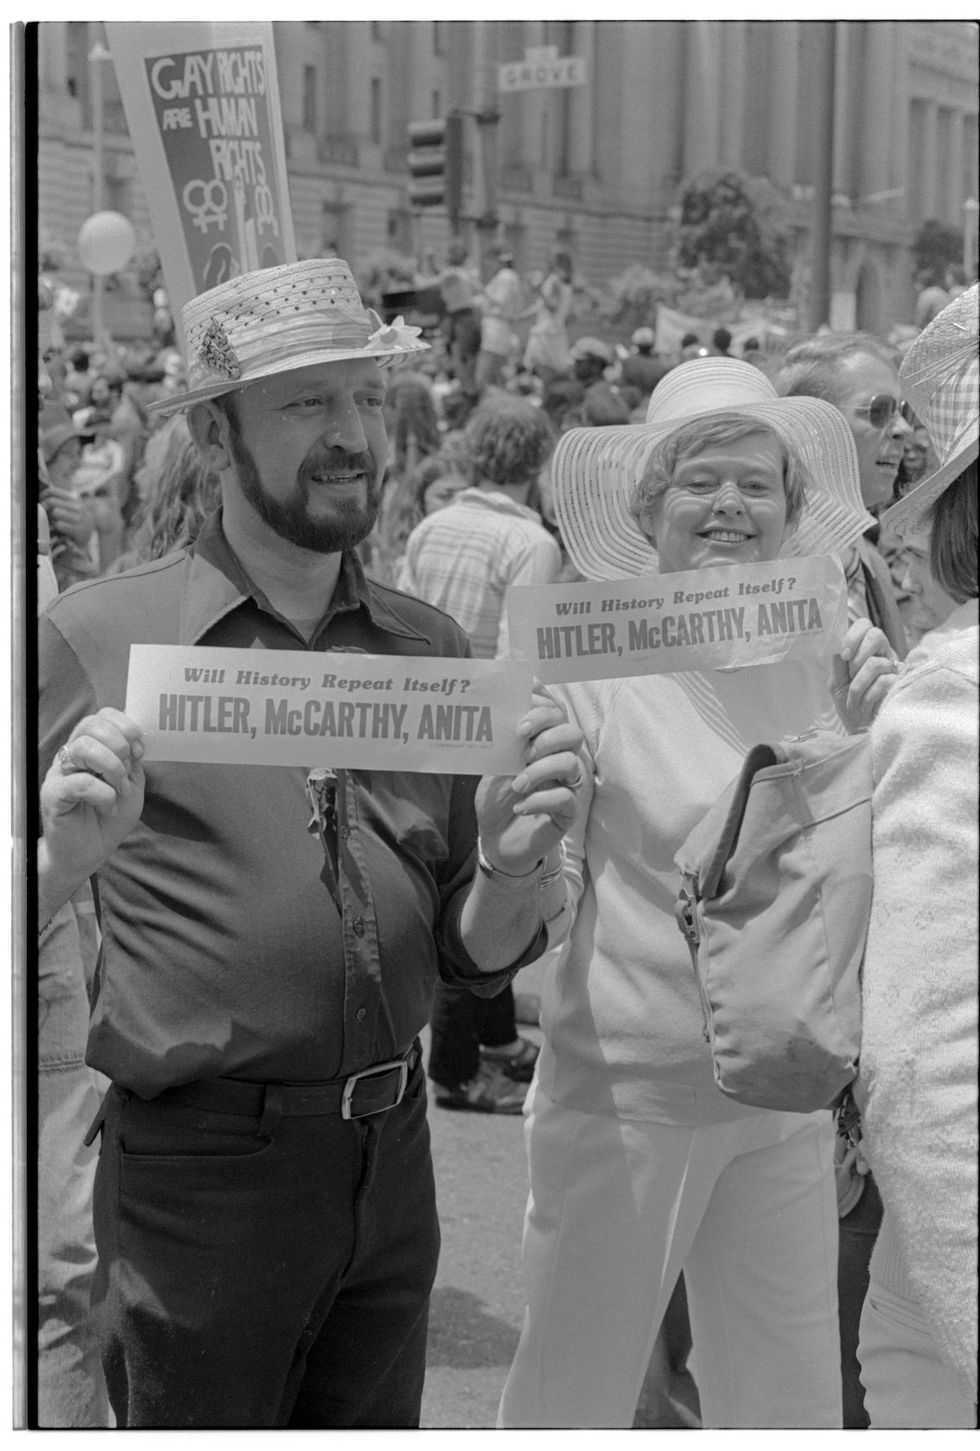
[33,236,977,1432]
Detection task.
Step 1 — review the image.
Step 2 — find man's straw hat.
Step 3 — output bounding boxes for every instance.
[883,283,979,535]
[553,357,874,580]
[150,258,428,415]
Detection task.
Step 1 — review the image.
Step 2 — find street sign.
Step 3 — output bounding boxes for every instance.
[498,46,586,93]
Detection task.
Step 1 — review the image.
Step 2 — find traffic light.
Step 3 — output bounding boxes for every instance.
[406,113,463,226]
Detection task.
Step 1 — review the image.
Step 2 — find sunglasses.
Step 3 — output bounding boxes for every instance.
[854,395,916,430]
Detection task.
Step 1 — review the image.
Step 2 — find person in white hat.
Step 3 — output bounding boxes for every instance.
[498,357,900,1430]
[853,283,978,1428]
[37,257,583,1429]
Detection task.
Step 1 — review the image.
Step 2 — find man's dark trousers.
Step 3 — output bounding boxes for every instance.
[89,1058,439,1427]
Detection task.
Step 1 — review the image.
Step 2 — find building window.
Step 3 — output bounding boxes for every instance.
[432,20,444,56]
[302,66,317,132]
[371,21,382,41]
[387,208,411,252]
[432,89,441,120]
[370,78,382,144]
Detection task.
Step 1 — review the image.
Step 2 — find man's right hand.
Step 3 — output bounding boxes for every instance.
[39,707,146,923]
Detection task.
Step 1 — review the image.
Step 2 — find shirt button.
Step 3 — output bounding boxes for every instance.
[352,916,365,937]
[356,1006,367,1022]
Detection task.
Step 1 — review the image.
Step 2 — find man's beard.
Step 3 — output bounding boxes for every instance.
[226,418,381,554]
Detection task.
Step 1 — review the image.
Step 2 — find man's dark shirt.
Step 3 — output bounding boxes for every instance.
[38,511,537,1097]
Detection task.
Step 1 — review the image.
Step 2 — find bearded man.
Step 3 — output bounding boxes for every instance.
[37,259,582,1428]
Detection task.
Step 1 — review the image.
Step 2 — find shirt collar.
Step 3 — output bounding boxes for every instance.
[179,510,431,647]
[456,486,541,523]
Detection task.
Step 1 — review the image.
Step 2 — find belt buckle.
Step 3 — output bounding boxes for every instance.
[341,1058,409,1120]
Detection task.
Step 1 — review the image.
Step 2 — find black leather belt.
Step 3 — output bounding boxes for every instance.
[154,1045,420,1122]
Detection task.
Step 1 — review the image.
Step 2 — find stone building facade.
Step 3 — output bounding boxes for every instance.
[34,19,979,336]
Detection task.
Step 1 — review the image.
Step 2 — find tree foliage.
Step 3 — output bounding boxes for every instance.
[673,169,794,300]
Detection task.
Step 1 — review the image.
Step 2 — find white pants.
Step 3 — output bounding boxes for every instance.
[859,1246,977,1428]
[498,1085,841,1428]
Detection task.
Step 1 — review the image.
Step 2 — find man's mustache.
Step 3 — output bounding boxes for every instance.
[300,446,375,479]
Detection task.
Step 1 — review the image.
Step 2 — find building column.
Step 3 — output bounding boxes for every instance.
[920,100,939,219]
[567,19,595,175]
[37,21,68,92]
[832,20,850,196]
[862,21,894,199]
[520,20,548,173]
[947,109,966,225]
[719,21,746,167]
[682,20,722,177]
[891,26,911,215]
[345,26,373,141]
[768,21,799,186]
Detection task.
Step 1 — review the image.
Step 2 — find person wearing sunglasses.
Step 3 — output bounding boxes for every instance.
[775,332,909,653]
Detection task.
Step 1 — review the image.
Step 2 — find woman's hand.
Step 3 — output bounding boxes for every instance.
[830,619,900,732]
[474,682,584,875]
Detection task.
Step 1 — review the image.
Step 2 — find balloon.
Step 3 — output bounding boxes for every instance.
[78,211,136,277]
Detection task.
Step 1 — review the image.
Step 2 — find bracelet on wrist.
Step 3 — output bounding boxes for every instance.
[538,841,567,888]
[476,838,544,881]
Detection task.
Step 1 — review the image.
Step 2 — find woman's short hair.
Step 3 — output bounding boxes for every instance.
[628,413,808,538]
[926,461,978,603]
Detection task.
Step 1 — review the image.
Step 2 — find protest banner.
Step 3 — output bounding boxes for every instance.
[106,22,296,345]
[125,646,535,774]
[654,303,786,356]
[506,555,848,685]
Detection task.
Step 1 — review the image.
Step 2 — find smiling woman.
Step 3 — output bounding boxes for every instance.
[627,415,806,576]
[498,359,901,1431]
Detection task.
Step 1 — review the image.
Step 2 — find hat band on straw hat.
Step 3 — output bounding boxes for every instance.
[189,307,377,391]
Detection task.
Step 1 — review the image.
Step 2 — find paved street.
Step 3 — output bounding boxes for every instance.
[417,962,700,1432]
[419,980,541,1431]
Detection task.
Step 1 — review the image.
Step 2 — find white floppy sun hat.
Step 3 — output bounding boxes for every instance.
[553,357,875,581]
[149,257,428,416]
[882,283,979,536]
